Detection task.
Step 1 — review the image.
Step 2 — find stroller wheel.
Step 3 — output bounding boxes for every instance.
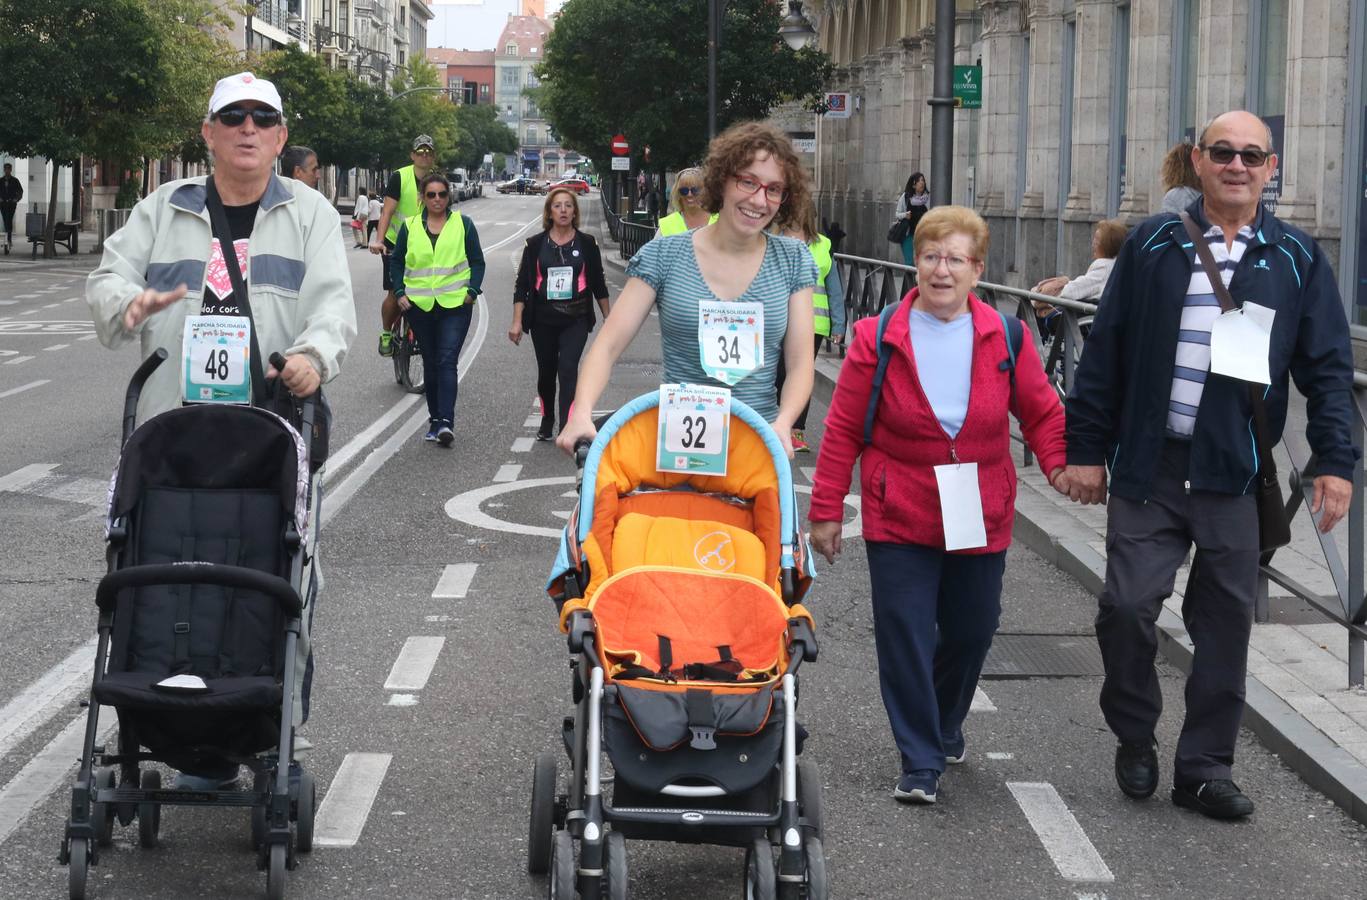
[797,759,823,841]
[251,769,269,849]
[266,842,288,900]
[548,829,575,900]
[742,837,776,900]
[67,837,90,900]
[137,769,161,848]
[528,751,558,874]
[93,767,117,847]
[294,771,316,853]
[603,830,628,900]
[802,836,828,900]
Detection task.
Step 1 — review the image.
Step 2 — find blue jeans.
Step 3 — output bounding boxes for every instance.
[900,234,916,267]
[865,542,1005,775]
[406,302,474,427]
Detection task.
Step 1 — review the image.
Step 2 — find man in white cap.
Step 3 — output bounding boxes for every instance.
[370,133,438,356]
[86,71,355,787]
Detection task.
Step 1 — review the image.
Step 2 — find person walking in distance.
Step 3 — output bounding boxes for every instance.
[371,135,438,357]
[893,172,930,267]
[510,187,612,439]
[351,189,370,248]
[366,191,381,245]
[1062,110,1358,820]
[0,162,22,252]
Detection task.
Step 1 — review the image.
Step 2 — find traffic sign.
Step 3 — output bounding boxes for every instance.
[610,134,629,156]
[610,156,630,171]
[953,65,982,109]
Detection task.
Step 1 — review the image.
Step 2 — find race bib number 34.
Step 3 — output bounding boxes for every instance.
[657,383,731,476]
[698,299,763,386]
[182,315,251,405]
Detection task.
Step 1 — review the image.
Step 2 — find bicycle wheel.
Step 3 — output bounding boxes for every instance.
[392,314,425,394]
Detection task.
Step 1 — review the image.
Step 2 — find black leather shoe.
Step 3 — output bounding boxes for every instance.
[1114,739,1159,799]
[536,413,554,442]
[1171,779,1254,819]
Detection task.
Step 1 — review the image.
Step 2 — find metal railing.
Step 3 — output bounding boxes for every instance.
[833,252,1367,687]
[596,189,656,260]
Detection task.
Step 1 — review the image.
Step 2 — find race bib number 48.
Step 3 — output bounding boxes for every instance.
[182,315,251,405]
[657,383,731,476]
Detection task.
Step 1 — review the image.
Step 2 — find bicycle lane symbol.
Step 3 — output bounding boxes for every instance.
[443,477,863,540]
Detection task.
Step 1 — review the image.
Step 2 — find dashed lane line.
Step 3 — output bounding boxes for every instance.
[0,710,116,847]
[313,752,393,848]
[510,437,535,453]
[524,414,542,428]
[970,687,996,712]
[43,344,69,351]
[1007,781,1115,883]
[382,637,445,692]
[4,356,33,366]
[0,380,50,399]
[77,334,97,341]
[431,563,478,599]
[0,637,98,761]
[493,464,521,482]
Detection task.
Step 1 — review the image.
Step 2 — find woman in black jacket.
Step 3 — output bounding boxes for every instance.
[510,188,612,439]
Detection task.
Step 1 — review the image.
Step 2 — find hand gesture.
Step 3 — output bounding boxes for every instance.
[809,520,842,564]
[1312,474,1352,533]
[123,284,188,331]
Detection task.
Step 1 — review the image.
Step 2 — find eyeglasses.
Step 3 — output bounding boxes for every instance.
[1200,144,1272,168]
[678,186,701,196]
[414,148,434,157]
[425,190,449,199]
[733,175,788,204]
[214,106,282,128]
[917,252,977,273]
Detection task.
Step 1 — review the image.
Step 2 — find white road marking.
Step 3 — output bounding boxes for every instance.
[511,437,535,452]
[0,464,108,508]
[987,752,1015,760]
[386,694,418,707]
[1007,782,1115,883]
[0,637,98,761]
[18,309,38,315]
[0,464,57,492]
[4,356,33,365]
[970,687,996,712]
[322,394,422,483]
[524,414,542,428]
[42,303,60,309]
[799,466,816,483]
[0,380,49,399]
[313,752,393,848]
[493,464,521,482]
[383,637,446,691]
[432,563,478,599]
[0,710,116,847]
[424,614,454,623]
[77,334,97,341]
[43,343,69,351]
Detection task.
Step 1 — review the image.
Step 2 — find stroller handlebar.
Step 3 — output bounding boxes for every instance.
[96,562,303,618]
[122,349,169,446]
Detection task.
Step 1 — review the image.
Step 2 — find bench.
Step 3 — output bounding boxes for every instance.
[28,221,80,258]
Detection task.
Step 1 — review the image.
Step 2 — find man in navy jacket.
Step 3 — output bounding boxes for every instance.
[1062,110,1357,820]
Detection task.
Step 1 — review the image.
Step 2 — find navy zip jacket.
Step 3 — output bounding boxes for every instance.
[1065,199,1358,502]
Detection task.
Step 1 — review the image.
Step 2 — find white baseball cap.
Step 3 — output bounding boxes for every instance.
[208,72,284,116]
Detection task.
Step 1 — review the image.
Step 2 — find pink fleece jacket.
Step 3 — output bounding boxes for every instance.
[809,291,1067,553]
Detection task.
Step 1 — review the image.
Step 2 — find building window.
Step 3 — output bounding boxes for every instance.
[339,0,349,38]
[480,84,489,98]
[502,67,518,87]
[1107,3,1130,216]
[525,100,539,118]
[1256,0,1288,117]
[526,126,538,145]
[526,70,538,86]
[506,42,517,56]
[1173,0,1199,142]
[463,83,477,105]
[449,76,464,91]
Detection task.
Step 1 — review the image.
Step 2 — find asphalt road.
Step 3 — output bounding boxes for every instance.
[1,192,1365,899]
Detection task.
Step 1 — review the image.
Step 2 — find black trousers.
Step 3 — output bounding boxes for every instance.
[772,334,825,430]
[0,202,15,240]
[1096,439,1259,784]
[530,314,589,429]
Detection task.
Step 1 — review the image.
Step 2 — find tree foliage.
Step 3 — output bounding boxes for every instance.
[451,104,519,173]
[383,58,462,170]
[537,0,831,174]
[253,44,356,164]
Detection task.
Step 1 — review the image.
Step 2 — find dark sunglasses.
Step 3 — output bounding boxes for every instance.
[425,190,449,199]
[678,186,701,196]
[1200,144,1271,167]
[214,106,282,128]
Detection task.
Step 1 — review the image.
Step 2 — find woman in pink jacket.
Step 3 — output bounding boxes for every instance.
[809,206,1069,805]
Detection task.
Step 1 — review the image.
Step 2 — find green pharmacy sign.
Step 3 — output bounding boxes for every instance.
[953,65,982,109]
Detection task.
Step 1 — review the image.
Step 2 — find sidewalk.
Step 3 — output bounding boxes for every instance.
[0,225,102,269]
[601,233,1367,824]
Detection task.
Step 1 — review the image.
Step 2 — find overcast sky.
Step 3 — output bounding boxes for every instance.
[428,0,565,51]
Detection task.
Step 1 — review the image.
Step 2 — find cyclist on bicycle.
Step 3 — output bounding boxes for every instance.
[370,135,439,357]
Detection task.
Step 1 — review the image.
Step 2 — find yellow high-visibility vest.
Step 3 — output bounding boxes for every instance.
[809,234,833,337]
[656,211,718,237]
[400,213,471,312]
[384,166,421,243]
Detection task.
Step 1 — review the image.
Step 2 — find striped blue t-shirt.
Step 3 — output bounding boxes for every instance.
[1167,222,1255,437]
[625,232,818,422]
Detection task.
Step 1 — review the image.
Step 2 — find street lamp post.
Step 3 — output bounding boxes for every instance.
[929,0,955,206]
[706,0,816,140]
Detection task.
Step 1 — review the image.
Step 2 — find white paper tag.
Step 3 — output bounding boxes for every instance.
[1209,301,1274,385]
[155,674,209,692]
[933,462,988,551]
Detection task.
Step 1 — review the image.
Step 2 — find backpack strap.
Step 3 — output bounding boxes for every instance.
[862,301,901,446]
[996,308,1023,407]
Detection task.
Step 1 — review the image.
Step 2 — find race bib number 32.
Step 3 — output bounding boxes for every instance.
[182,315,251,405]
[657,383,731,476]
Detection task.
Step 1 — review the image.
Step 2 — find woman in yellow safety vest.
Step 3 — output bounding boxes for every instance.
[654,167,716,236]
[773,196,845,452]
[390,172,486,447]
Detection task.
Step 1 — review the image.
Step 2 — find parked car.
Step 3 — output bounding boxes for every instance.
[549,177,591,196]
[496,177,538,195]
[449,168,483,201]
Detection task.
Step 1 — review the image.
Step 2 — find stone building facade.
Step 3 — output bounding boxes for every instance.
[810,0,1367,320]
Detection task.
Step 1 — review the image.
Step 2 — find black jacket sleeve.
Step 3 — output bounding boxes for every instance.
[1289,239,1359,480]
[514,235,539,305]
[582,234,610,301]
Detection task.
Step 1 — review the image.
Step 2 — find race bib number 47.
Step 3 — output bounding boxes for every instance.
[182,315,251,405]
[657,383,731,476]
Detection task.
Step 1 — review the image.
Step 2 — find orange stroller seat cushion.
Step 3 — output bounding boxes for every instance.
[610,512,767,583]
[589,567,791,679]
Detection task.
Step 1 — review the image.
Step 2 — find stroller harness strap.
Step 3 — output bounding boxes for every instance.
[686,688,717,750]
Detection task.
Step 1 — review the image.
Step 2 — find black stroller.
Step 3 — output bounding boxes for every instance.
[61,350,318,900]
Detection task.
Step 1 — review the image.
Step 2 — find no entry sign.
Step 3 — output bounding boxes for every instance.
[610,134,629,156]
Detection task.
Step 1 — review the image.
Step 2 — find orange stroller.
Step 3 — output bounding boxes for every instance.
[533,392,825,899]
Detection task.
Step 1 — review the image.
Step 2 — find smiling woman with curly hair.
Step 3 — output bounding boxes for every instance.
[557,121,819,458]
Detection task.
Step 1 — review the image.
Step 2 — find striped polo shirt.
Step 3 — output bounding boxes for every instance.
[1167,221,1255,437]
[625,231,818,422]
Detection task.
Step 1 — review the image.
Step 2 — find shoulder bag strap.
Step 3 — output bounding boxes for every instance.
[205,178,270,405]
[1179,211,1277,480]
[863,301,901,446]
